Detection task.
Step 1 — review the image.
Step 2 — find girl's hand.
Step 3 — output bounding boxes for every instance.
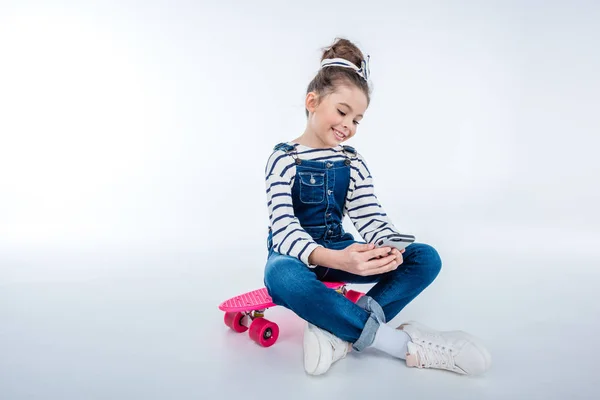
[334,243,403,276]
[386,248,404,269]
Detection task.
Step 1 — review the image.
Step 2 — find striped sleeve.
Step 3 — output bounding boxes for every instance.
[265,150,322,267]
[344,151,402,243]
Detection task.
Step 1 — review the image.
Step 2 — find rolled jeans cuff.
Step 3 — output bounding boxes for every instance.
[352,295,386,352]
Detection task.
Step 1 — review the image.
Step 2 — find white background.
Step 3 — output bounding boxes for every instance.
[1,1,599,399]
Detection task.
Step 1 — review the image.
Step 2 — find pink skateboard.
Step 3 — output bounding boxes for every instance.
[218,281,364,347]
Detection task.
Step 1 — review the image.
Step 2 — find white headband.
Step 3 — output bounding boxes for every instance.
[320,55,370,81]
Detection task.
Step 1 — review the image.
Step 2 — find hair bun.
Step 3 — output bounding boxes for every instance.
[321,37,365,69]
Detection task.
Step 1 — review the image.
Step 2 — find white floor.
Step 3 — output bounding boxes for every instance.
[2,230,599,400]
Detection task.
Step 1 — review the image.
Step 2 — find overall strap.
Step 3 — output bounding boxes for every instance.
[341,144,358,166]
[273,142,297,152]
[273,142,302,165]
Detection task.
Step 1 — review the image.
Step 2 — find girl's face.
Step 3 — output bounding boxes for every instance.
[306,84,368,148]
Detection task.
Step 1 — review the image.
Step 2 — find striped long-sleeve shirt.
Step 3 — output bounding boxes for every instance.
[265,143,401,267]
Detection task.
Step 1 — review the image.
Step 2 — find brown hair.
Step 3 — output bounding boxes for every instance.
[305,37,371,117]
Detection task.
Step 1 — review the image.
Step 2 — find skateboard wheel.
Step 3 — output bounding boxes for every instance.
[249,318,279,347]
[224,312,248,333]
[345,289,364,303]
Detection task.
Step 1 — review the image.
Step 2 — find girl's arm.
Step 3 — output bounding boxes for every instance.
[265,150,322,267]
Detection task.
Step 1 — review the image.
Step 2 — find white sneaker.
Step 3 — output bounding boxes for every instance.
[303,322,349,375]
[399,321,492,375]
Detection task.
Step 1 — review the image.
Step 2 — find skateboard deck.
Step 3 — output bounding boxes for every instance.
[219,281,364,347]
[218,281,345,313]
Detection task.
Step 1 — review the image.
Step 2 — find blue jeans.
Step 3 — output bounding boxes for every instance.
[264,235,442,351]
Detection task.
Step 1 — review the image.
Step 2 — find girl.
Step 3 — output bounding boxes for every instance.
[263,38,491,376]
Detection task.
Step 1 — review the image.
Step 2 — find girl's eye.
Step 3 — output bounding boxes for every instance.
[338,109,360,125]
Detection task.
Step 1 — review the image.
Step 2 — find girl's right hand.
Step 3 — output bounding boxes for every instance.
[334,243,400,276]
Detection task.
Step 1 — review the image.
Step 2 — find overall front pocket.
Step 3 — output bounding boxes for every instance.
[298,172,325,204]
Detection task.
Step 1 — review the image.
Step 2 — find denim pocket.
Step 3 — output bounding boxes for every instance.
[298,172,325,204]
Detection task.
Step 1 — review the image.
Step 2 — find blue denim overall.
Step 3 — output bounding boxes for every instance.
[264,143,442,351]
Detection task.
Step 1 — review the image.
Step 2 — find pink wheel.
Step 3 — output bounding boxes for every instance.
[224,312,248,333]
[345,289,364,303]
[249,318,279,347]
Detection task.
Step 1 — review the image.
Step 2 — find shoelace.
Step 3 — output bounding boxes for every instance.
[413,340,457,370]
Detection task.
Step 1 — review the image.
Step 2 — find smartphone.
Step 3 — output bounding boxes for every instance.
[376,234,415,252]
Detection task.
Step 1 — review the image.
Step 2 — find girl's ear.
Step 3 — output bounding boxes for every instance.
[305,91,319,114]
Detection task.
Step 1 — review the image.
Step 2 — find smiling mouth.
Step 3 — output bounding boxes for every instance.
[332,128,346,141]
